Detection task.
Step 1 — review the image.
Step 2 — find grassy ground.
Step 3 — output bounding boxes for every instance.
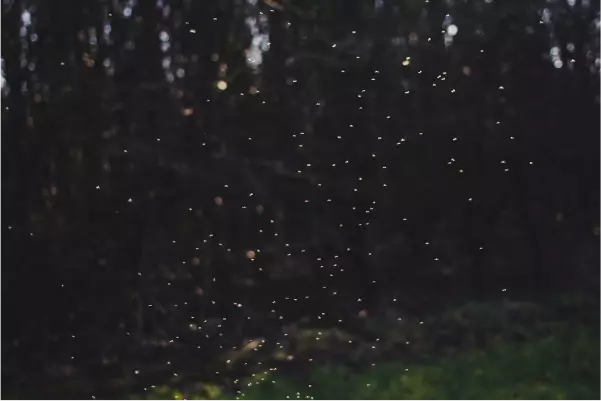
[6,296,597,399]
[235,326,599,399]
[137,296,599,400]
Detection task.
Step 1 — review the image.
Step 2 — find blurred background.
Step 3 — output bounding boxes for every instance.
[1,0,599,398]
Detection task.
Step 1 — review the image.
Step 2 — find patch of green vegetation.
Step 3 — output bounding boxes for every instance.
[134,325,599,399]
[234,326,599,400]
[129,297,599,400]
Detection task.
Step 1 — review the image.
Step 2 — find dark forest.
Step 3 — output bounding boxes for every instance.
[1,0,600,399]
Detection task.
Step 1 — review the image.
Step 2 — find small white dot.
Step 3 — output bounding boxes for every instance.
[447,24,458,36]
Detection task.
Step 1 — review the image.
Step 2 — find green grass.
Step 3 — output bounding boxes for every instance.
[121,296,601,400]
[136,324,599,399]
[233,326,599,400]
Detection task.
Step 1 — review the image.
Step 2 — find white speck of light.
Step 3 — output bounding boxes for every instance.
[21,10,31,27]
[447,24,458,36]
